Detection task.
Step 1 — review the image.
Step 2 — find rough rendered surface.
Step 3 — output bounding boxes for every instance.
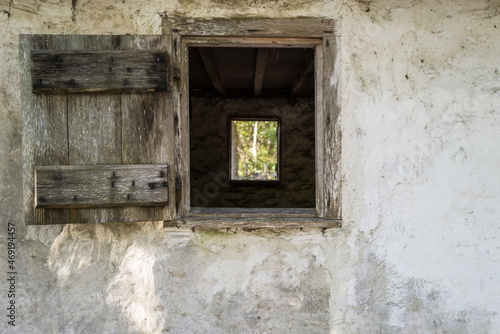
[0,0,499,333]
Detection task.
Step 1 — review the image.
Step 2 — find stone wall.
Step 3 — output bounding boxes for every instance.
[0,0,499,333]
[190,97,315,208]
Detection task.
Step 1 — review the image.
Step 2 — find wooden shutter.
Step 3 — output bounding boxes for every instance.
[20,35,175,225]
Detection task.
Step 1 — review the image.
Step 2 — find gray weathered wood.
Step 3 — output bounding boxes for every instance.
[32,50,167,93]
[162,16,336,38]
[35,165,169,208]
[197,48,225,94]
[120,34,175,221]
[164,217,341,230]
[21,34,175,224]
[254,48,269,97]
[20,34,69,225]
[321,36,341,220]
[183,37,321,48]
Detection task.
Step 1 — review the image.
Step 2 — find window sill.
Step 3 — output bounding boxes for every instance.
[163,207,342,230]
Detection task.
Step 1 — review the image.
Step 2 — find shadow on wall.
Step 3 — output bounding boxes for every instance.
[45,225,331,333]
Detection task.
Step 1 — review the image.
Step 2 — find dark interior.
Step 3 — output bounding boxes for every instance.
[189,46,316,208]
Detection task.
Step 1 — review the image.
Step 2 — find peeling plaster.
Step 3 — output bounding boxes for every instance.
[0,0,499,333]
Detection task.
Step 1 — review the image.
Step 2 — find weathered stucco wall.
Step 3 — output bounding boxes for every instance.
[0,0,499,333]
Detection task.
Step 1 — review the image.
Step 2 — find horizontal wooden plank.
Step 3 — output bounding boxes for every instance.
[35,165,169,208]
[32,50,167,93]
[184,37,321,48]
[189,207,317,218]
[164,217,342,230]
[162,17,336,38]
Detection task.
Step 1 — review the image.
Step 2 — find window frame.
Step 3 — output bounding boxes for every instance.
[164,17,341,229]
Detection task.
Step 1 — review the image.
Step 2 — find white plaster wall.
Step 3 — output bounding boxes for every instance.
[0,0,499,333]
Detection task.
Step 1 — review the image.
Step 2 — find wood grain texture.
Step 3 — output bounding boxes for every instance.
[163,17,336,38]
[321,36,341,220]
[20,34,69,225]
[35,165,169,208]
[120,35,175,221]
[164,217,341,230]
[32,50,166,93]
[22,34,175,224]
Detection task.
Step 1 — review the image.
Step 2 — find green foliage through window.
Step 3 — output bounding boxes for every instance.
[231,120,278,181]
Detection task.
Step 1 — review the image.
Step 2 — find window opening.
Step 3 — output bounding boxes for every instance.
[189,45,315,208]
[230,119,279,181]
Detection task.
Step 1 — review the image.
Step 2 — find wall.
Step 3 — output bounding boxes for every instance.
[0,0,499,333]
[190,97,315,208]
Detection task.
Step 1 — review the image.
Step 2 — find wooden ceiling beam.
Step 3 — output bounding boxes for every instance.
[197,48,226,94]
[254,48,270,97]
[291,58,314,96]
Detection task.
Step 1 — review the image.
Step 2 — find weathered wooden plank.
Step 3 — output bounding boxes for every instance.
[197,48,225,94]
[20,34,70,225]
[35,165,169,208]
[162,17,336,38]
[120,35,175,221]
[177,37,191,217]
[164,217,342,230]
[291,58,314,96]
[254,48,269,97]
[322,36,341,220]
[183,37,321,48]
[190,207,317,218]
[32,50,167,93]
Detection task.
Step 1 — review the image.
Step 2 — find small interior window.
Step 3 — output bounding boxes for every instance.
[230,119,279,182]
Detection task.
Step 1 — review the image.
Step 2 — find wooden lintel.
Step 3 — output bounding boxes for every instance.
[254,48,270,97]
[291,58,314,96]
[162,17,337,38]
[197,48,226,94]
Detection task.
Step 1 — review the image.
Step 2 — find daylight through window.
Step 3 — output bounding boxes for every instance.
[230,119,279,181]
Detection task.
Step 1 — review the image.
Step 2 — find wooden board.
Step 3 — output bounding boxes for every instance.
[32,50,167,93]
[321,36,342,220]
[163,17,336,38]
[20,35,69,226]
[35,165,169,208]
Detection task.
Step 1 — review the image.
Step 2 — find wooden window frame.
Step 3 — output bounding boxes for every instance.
[162,17,342,229]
